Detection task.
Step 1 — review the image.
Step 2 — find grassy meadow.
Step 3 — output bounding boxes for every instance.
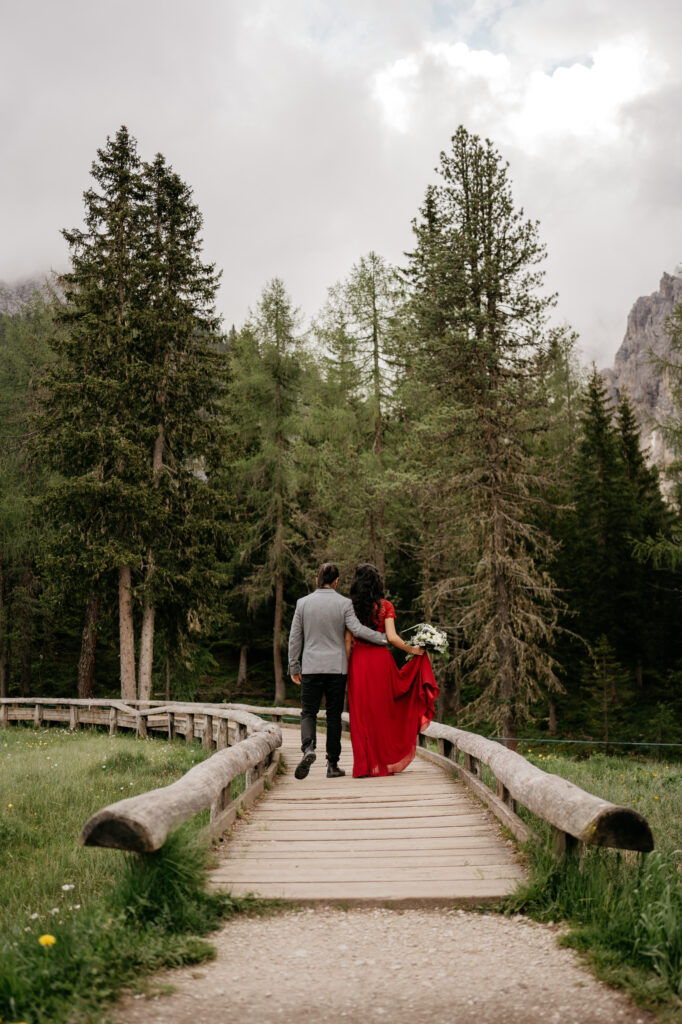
[505,747,682,1021]
[0,725,262,1024]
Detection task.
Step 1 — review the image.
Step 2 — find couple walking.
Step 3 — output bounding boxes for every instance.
[287,562,438,780]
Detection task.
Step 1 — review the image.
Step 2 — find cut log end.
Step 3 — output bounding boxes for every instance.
[79,812,157,853]
[585,807,654,852]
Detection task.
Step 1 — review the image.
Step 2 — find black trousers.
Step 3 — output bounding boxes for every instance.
[300,673,346,764]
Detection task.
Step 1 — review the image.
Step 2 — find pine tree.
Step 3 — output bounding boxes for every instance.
[310,253,405,577]
[552,370,677,729]
[133,152,224,699]
[225,281,306,704]
[38,128,224,700]
[404,126,564,743]
[0,294,55,696]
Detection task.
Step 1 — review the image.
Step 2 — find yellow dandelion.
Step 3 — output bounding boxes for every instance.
[38,934,56,947]
[7,803,12,808]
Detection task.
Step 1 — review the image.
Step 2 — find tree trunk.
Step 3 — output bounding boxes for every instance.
[77,591,100,699]
[138,425,164,702]
[237,644,248,688]
[0,562,7,698]
[119,565,137,701]
[494,507,517,750]
[138,599,155,701]
[548,696,558,736]
[371,298,386,578]
[273,571,285,704]
[19,568,34,697]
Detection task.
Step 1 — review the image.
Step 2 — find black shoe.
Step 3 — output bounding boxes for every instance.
[294,749,316,780]
[326,762,346,778]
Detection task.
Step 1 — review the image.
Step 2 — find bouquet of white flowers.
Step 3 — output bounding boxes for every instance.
[402,623,449,661]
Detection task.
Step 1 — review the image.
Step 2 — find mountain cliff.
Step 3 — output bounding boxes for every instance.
[602,267,682,470]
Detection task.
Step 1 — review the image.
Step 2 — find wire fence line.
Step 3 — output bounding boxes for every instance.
[491,736,682,749]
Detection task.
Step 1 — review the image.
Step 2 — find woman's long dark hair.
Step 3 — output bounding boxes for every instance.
[350,563,384,627]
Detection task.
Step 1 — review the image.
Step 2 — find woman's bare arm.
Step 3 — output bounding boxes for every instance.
[345,628,353,662]
[384,617,424,655]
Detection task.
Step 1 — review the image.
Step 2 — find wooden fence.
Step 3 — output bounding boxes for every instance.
[0,698,282,852]
[0,697,653,856]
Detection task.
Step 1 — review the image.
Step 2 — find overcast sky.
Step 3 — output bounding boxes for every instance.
[2,0,681,366]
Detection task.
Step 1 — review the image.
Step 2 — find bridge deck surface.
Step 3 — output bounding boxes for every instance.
[210,726,526,904]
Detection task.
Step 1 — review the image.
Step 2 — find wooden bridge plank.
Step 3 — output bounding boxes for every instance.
[211,726,525,904]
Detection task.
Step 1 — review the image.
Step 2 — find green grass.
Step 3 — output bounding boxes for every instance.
[504,750,682,1021]
[0,726,270,1023]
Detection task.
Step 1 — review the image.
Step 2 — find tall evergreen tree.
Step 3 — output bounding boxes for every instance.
[225,280,306,703]
[133,152,224,699]
[311,253,405,576]
[0,294,55,696]
[38,127,224,700]
[404,126,564,743]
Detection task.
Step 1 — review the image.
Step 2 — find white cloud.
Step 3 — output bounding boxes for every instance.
[1,0,681,368]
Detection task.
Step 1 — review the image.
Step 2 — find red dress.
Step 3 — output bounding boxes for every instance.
[347,599,439,778]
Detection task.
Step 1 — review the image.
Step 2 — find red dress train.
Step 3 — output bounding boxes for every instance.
[347,599,439,778]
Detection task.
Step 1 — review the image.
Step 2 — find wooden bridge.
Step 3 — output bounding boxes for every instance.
[0,698,654,905]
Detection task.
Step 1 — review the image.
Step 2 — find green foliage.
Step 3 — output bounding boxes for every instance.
[402,125,564,736]
[506,751,682,1013]
[2,121,682,741]
[0,727,267,1023]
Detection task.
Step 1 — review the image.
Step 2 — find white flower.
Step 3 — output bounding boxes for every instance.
[29,912,40,920]
[61,884,75,892]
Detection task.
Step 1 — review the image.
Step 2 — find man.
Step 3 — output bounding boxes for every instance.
[288,562,388,780]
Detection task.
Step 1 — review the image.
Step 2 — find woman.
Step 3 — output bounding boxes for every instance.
[345,563,438,778]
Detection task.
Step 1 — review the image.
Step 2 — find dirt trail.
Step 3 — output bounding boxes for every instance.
[113,907,653,1024]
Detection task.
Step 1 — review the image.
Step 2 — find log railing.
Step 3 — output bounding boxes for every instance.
[213,705,655,854]
[0,698,654,856]
[0,698,281,852]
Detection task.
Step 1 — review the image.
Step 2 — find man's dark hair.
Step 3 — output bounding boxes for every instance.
[317,563,340,587]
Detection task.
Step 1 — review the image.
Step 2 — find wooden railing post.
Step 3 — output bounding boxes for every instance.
[137,714,148,739]
[69,705,79,731]
[202,714,215,751]
[34,703,44,728]
[216,718,229,750]
[0,703,8,728]
[109,708,118,735]
[210,782,232,824]
[185,713,195,743]
[553,828,580,859]
[496,779,518,814]
[167,712,176,740]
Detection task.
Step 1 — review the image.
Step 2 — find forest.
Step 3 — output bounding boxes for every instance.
[2,123,682,748]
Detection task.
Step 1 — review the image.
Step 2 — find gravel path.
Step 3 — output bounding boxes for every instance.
[113,908,653,1024]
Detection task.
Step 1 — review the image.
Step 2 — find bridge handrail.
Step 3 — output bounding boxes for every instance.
[420,721,653,853]
[0,697,282,853]
[0,698,653,854]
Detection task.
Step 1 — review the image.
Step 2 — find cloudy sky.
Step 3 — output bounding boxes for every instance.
[2,0,681,366]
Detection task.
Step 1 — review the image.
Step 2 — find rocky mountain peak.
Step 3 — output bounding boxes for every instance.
[602,269,682,472]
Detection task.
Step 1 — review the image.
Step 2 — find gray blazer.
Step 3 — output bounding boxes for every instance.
[288,588,387,676]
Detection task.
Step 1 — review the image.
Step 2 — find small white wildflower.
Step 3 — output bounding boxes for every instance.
[50,907,60,915]
[29,912,40,920]
[61,884,75,892]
